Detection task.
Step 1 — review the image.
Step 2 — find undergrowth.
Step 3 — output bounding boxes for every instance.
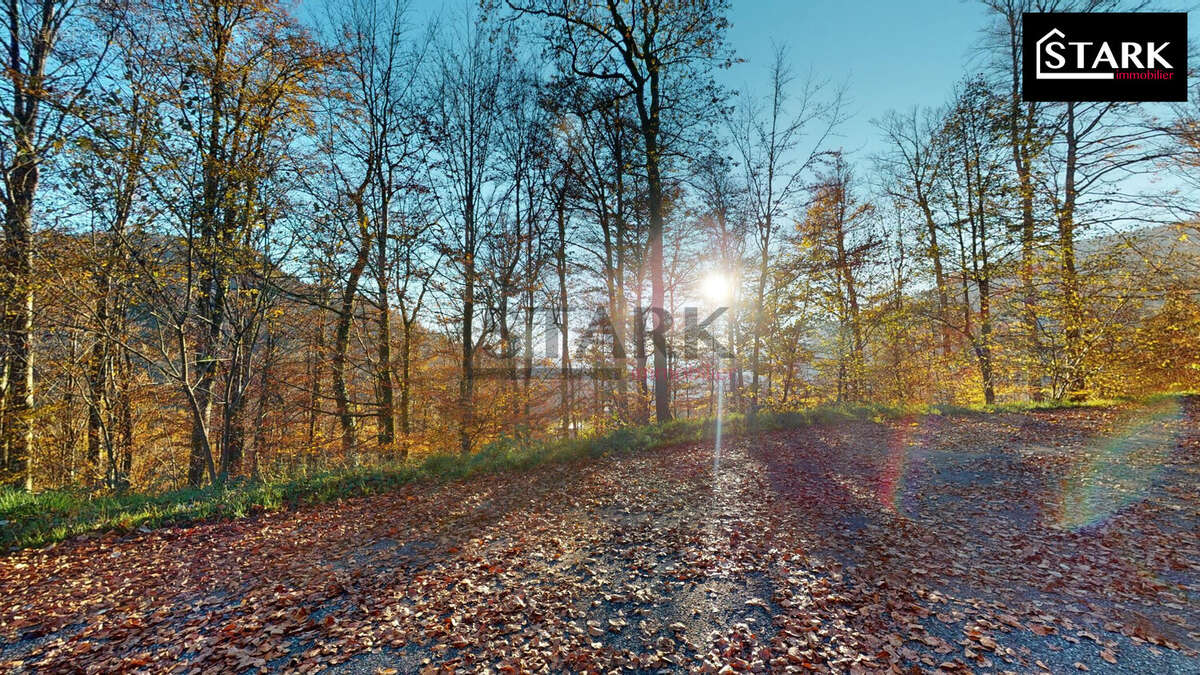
[1,394,1187,552]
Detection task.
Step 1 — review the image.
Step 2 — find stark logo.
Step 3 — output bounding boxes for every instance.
[1023,13,1187,102]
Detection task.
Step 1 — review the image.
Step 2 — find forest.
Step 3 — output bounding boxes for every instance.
[0,0,1198,496]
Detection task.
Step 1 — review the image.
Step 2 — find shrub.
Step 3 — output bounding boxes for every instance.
[3,394,1174,552]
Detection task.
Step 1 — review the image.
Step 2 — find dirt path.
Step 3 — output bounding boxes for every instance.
[2,401,1198,673]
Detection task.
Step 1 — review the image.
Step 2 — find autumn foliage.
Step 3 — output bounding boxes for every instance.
[0,0,1197,500]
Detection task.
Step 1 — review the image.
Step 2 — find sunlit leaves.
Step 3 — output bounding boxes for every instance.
[2,402,1197,671]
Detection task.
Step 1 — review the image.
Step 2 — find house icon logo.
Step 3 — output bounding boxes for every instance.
[1035,28,1115,80]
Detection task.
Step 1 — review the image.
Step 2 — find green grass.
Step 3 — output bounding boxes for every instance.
[926,391,1199,417]
[2,395,1188,552]
[925,398,1121,416]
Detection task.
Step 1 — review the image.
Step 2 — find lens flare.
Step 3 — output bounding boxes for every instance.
[700,272,731,305]
[1054,398,1184,531]
[877,416,926,516]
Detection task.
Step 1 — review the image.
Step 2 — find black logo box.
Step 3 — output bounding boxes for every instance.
[1023,12,1187,102]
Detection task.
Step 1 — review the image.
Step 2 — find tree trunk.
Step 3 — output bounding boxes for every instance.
[115,352,133,490]
[2,157,36,490]
[1060,103,1085,400]
[834,209,863,401]
[612,120,630,420]
[188,267,223,488]
[977,277,996,405]
[307,304,324,446]
[1,0,72,491]
[1003,11,1043,402]
[556,190,572,437]
[459,223,475,456]
[634,277,649,423]
[376,270,395,448]
[335,210,371,459]
[749,243,769,415]
[522,292,534,423]
[188,29,232,488]
[917,193,951,356]
[0,355,9,477]
[399,318,413,442]
[522,201,535,424]
[86,288,109,476]
[251,330,274,479]
[642,103,671,424]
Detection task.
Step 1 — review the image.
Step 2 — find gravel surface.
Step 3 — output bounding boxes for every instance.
[2,400,1198,673]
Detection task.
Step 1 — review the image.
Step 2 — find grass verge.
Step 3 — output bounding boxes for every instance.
[1,395,1184,552]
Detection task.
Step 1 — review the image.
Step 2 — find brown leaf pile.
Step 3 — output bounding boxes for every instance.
[2,401,1198,673]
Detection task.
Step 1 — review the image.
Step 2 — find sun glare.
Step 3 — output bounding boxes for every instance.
[700,272,731,305]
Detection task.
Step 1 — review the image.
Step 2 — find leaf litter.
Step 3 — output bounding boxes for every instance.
[2,401,1198,673]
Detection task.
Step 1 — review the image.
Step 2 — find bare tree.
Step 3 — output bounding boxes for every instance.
[730,45,841,416]
[978,0,1132,400]
[0,0,111,489]
[427,9,509,454]
[498,68,552,425]
[556,80,641,422]
[800,154,877,402]
[335,0,429,450]
[875,107,952,358]
[937,79,1014,405]
[1042,100,1174,399]
[509,0,732,423]
[48,1,162,488]
[137,0,329,486]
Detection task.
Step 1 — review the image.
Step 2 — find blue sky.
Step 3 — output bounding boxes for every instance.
[723,0,993,158]
[317,0,1196,158]
[724,1,1196,158]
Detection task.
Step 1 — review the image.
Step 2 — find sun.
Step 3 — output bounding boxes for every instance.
[700,272,732,305]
